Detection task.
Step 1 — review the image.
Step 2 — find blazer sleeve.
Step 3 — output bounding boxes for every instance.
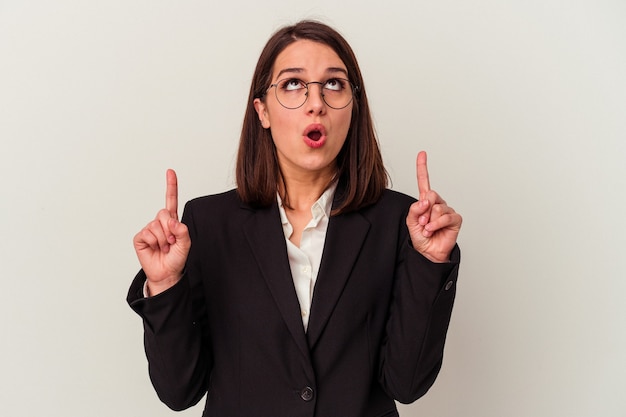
[377,239,460,404]
[127,202,211,411]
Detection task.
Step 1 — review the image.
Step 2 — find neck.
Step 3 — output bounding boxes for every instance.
[279,169,335,212]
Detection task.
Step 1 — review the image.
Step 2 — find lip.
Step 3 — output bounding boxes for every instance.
[302,123,327,149]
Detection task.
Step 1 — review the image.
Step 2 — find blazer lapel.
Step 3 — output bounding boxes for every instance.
[242,202,311,362]
[306,208,371,349]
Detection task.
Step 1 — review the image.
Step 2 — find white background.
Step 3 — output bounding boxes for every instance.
[1,1,625,416]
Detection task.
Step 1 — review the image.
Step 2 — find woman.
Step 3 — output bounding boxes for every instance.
[128,20,462,417]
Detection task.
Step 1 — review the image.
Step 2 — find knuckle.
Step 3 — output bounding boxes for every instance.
[432,204,445,215]
[157,209,170,219]
[140,231,155,246]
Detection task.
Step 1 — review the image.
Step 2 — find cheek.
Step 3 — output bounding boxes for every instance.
[268,113,294,140]
[266,104,293,129]
[338,110,353,138]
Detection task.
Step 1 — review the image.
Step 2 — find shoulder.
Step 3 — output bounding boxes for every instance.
[182,189,247,222]
[345,189,415,246]
[348,189,415,230]
[380,188,417,206]
[186,189,241,210]
[364,189,416,215]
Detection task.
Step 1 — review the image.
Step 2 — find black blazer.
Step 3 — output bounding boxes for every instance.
[128,188,460,417]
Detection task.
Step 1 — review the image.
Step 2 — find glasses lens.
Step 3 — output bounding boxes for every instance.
[275,79,307,109]
[321,78,353,109]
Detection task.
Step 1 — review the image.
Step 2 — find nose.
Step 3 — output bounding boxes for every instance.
[305,82,326,114]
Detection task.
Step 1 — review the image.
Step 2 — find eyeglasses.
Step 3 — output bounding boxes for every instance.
[266,78,357,110]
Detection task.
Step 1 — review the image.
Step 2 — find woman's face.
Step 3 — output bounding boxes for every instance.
[254,40,353,181]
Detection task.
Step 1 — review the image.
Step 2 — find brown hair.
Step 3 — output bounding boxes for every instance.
[235,20,388,214]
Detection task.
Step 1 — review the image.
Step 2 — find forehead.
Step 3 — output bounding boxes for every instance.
[272,40,346,79]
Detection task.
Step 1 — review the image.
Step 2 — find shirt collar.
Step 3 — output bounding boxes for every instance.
[277,181,337,226]
[315,181,337,219]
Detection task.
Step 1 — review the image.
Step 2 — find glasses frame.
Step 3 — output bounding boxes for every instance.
[266,78,359,110]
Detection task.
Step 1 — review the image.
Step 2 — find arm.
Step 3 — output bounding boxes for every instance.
[378,241,460,403]
[127,171,211,410]
[379,151,463,402]
[127,267,211,410]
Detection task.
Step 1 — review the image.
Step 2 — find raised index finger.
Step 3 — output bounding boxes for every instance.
[416,151,431,200]
[165,169,178,219]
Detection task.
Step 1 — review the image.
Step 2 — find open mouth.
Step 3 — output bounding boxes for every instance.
[302,123,327,148]
[307,130,322,141]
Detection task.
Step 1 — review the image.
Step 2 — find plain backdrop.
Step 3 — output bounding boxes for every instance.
[1,1,625,416]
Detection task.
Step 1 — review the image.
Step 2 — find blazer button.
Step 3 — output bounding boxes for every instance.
[300,387,314,401]
[445,280,454,291]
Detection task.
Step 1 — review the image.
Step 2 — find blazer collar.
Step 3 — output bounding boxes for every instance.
[306,202,370,349]
[241,201,311,362]
[241,191,371,355]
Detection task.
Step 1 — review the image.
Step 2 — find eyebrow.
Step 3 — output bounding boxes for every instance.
[275,67,349,80]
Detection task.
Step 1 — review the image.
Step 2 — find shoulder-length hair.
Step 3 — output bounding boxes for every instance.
[236,20,389,215]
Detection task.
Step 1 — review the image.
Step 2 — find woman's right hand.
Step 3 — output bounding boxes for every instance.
[133,169,191,296]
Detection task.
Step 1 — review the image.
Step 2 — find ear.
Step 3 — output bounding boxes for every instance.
[253,98,271,129]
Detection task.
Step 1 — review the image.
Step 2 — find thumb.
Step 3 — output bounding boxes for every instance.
[408,199,430,226]
[168,218,191,248]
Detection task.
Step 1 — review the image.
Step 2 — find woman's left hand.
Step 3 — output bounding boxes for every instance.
[406,151,463,263]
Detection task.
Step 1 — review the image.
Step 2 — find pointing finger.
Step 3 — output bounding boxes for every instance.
[165,169,178,219]
[416,151,430,200]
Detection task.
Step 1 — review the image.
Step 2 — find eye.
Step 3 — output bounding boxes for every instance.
[280,78,306,91]
[323,78,347,91]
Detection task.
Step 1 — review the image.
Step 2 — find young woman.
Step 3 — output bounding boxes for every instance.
[128,20,462,417]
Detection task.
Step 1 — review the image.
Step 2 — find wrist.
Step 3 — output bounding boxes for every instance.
[420,252,450,263]
[145,274,182,297]
[408,239,450,263]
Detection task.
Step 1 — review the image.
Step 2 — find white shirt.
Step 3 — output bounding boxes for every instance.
[278,183,336,332]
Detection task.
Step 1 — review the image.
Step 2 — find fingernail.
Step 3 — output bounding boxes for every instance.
[419,215,428,225]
